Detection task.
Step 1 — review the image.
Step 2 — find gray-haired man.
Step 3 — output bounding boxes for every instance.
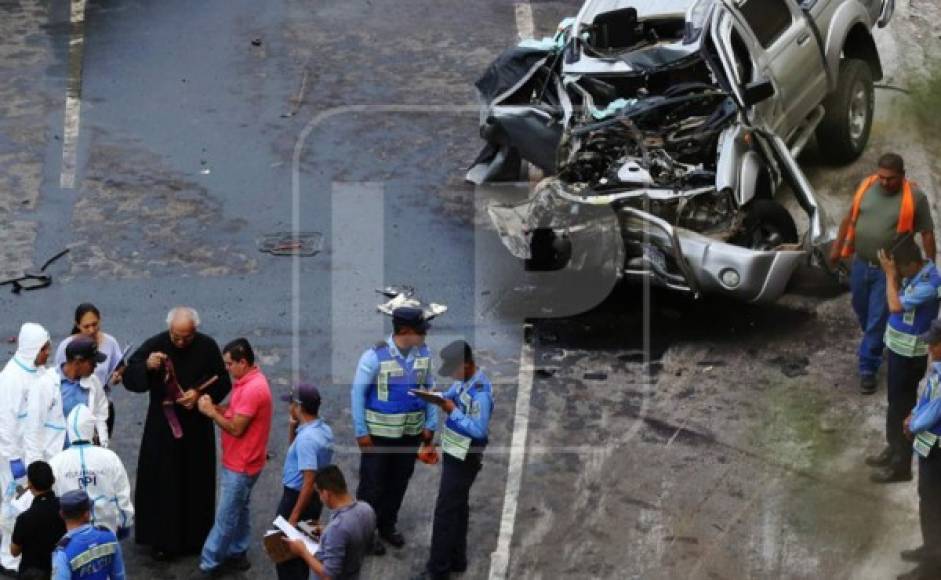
[122,307,232,560]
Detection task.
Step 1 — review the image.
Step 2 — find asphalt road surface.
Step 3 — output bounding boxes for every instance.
[2,1,941,579]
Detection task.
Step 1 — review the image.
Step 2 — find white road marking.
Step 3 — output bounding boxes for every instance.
[60,0,87,189]
[514,1,535,42]
[489,323,535,580]
[489,6,538,576]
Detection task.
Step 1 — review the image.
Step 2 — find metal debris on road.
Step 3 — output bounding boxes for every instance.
[583,372,607,381]
[375,286,447,320]
[257,232,323,256]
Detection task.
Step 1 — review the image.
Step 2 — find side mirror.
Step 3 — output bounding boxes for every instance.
[742,79,774,107]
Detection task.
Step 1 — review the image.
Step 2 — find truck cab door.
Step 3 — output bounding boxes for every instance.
[711,0,828,139]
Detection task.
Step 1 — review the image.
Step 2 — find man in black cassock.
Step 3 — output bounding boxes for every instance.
[123,306,231,560]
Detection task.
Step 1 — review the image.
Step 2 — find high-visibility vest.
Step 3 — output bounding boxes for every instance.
[364,343,430,438]
[840,174,916,258]
[884,263,941,357]
[914,370,941,458]
[441,373,493,461]
[55,524,120,580]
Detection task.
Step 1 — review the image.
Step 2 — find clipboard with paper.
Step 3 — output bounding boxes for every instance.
[263,516,320,563]
[409,389,445,404]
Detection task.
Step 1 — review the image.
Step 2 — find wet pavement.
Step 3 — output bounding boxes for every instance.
[2,0,941,579]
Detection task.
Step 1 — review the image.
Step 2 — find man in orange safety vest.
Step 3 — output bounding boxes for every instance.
[830,153,936,395]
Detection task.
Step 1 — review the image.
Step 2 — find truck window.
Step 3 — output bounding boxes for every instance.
[737,0,793,48]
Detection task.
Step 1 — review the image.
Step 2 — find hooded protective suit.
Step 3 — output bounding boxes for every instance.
[23,368,65,465]
[50,404,134,535]
[0,322,50,571]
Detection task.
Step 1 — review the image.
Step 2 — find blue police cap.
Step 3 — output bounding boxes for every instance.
[392,307,430,332]
[438,340,473,377]
[920,320,941,345]
[60,489,90,517]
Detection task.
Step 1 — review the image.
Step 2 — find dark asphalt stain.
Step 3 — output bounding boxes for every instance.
[768,354,811,378]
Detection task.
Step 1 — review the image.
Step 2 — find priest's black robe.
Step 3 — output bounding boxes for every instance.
[123,331,231,556]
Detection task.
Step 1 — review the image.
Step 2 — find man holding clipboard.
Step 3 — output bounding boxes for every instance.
[417,340,493,580]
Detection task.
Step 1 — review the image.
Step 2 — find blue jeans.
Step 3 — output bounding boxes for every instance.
[200,467,259,571]
[850,258,889,376]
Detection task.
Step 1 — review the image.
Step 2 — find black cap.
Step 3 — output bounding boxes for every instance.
[921,320,941,345]
[393,307,430,332]
[438,340,473,377]
[60,489,90,517]
[65,336,107,364]
[280,383,322,414]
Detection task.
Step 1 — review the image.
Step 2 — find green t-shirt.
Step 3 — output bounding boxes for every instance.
[853,182,934,263]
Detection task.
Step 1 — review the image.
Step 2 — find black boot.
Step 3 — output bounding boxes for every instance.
[870,465,913,484]
[901,546,930,563]
[898,562,941,580]
[865,447,893,467]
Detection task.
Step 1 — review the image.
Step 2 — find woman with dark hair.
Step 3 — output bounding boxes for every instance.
[53,303,124,436]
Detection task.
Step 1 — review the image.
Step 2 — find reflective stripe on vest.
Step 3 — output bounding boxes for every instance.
[886,326,929,357]
[364,409,425,438]
[915,375,941,458]
[69,542,117,571]
[885,265,941,357]
[377,360,402,402]
[841,175,916,258]
[441,426,472,460]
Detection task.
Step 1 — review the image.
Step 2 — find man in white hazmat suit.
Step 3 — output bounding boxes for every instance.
[0,322,51,573]
[23,368,65,466]
[49,404,133,537]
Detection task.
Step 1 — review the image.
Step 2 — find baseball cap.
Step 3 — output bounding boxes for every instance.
[65,336,107,364]
[60,489,90,518]
[438,340,473,377]
[280,383,322,413]
[392,307,430,332]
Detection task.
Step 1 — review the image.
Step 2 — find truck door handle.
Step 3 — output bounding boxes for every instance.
[797,33,811,46]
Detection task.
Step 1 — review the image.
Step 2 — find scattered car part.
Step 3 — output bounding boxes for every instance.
[376,287,448,320]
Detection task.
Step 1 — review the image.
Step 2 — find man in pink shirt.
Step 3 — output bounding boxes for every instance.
[196,338,273,575]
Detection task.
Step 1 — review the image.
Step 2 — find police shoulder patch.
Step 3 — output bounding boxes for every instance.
[373,340,389,351]
[56,536,71,549]
[93,525,110,532]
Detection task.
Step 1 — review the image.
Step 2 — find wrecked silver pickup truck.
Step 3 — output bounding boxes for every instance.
[470,0,894,303]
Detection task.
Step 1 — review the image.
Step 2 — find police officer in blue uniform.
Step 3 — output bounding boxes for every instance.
[898,320,941,580]
[420,340,493,580]
[351,307,438,554]
[52,490,126,580]
[868,234,941,483]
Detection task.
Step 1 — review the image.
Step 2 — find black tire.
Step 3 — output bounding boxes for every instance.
[735,199,798,251]
[815,59,874,165]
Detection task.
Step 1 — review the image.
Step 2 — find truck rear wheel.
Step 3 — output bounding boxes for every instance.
[815,59,874,164]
